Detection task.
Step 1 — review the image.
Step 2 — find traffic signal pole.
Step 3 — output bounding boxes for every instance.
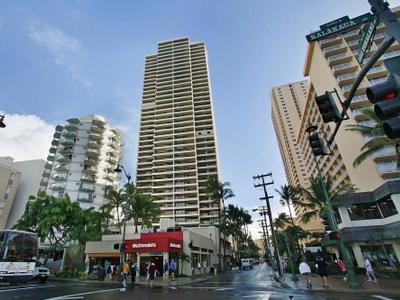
[327,36,394,145]
[307,128,361,288]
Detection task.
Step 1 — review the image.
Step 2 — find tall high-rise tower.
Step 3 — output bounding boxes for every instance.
[136,37,220,227]
[40,114,124,210]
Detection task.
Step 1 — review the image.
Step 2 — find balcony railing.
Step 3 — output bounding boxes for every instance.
[332,61,356,71]
[323,43,344,53]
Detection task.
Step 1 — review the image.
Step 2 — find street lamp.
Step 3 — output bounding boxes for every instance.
[306,124,361,289]
[113,164,132,265]
[0,115,6,128]
[114,164,131,183]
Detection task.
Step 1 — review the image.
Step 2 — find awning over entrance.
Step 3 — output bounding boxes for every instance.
[125,231,184,253]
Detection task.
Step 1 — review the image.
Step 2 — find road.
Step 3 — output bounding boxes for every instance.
[0,264,398,300]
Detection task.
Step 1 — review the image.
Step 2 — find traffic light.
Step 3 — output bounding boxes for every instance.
[188,240,193,249]
[309,133,328,156]
[366,56,400,139]
[328,231,341,240]
[315,92,341,123]
[320,212,332,233]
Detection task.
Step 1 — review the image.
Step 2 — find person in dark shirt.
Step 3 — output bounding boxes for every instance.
[315,256,329,288]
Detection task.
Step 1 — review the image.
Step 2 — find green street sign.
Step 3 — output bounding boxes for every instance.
[356,16,380,64]
[306,13,372,42]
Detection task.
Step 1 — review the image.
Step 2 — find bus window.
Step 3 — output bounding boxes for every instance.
[23,234,38,261]
[0,231,5,259]
[4,232,24,261]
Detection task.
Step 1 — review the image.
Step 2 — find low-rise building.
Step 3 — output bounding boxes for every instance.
[85,220,232,276]
[329,181,400,270]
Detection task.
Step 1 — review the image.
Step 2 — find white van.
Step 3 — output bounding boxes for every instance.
[241,258,253,270]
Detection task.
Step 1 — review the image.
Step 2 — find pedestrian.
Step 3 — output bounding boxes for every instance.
[149,262,157,286]
[105,261,112,281]
[337,258,347,281]
[388,254,398,270]
[315,256,329,288]
[96,263,103,281]
[146,262,151,281]
[170,258,176,280]
[131,261,138,285]
[299,258,312,290]
[364,256,377,283]
[121,260,130,290]
[163,259,169,279]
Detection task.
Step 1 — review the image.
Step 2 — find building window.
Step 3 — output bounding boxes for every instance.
[360,244,398,269]
[377,196,398,218]
[347,202,381,220]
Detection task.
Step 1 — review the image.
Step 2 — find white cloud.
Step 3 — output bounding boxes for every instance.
[0,114,54,161]
[28,19,92,88]
[29,19,81,53]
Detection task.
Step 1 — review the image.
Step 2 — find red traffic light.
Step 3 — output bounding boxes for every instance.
[328,231,341,240]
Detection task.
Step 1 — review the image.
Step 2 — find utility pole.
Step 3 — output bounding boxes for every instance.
[253,173,282,277]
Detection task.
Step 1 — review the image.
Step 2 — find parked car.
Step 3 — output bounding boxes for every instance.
[33,263,50,283]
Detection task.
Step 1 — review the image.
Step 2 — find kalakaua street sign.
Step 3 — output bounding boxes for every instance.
[306,13,373,42]
[356,16,379,64]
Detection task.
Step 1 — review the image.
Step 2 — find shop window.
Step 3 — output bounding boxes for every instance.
[377,196,398,218]
[360,244,399,269]
[347,202,381,220]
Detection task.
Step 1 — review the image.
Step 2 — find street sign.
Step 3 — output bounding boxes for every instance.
[357,16,380,64]
[306,13,372,42]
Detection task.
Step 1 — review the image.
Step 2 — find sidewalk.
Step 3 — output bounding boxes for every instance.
[280,272,400,295]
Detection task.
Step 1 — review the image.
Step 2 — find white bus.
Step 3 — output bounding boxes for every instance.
[0,230,38,283]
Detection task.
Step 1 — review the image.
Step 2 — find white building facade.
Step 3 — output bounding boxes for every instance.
[6,159,46,228]
[136,37,221,227]
[40,114,124,210]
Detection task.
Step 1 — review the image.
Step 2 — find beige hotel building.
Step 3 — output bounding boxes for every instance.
[272,10,400,205]
[136,37,220,227]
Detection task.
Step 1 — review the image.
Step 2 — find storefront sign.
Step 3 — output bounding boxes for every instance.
[126,232,184,253]
[169,243,181,249]
[132,242,156,249]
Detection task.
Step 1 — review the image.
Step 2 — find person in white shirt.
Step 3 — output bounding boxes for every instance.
[364,256,377,283]
[299,259,312,290]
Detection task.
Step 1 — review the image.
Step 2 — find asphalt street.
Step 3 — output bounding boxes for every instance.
[0,264,398,300]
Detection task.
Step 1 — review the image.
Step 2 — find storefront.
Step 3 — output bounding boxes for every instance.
[125,231,183,276]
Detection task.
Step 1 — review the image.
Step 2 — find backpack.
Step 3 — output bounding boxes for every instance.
[106,265,112,273]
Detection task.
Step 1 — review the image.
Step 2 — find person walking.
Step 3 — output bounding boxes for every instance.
[364,256,377,283]
[299,259,312,290]
[146,262,151,281]
[337,258,347,281]
[149,262,157,286]
[121,260,130,290]
[163,260,169,279]
[105,261,112,281]
[170,259,177,280]
[315,256,329,288]
[130,262,138,285]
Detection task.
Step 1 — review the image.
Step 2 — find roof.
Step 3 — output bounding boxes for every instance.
[334,181,400,206]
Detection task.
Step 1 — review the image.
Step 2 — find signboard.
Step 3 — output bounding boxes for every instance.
[126,238,183,253]
[320,16,350,30]
[0,262,35,275]
[306,13,372,42]
[357,16,379,64]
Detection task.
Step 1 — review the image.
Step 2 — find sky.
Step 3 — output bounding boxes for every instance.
[1,0,399,238]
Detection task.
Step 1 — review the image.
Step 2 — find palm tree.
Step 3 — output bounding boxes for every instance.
[294,176,354,224]
[177,253,191,276]
[274,212,291,230]
[346,106,400,168]
[101,186,126,233]
[275,184,298,225]
[205,175,234,271]
[123,190,161,233]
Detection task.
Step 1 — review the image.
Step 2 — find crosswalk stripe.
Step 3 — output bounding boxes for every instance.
[372,295,394,300]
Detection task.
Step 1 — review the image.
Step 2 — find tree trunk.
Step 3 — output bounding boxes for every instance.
[287,200,295,225]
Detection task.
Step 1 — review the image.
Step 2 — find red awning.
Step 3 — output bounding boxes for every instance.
[125,238,183,253]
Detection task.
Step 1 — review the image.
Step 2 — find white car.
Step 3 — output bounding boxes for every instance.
[241,258,253,270]
[33,264,50,283]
